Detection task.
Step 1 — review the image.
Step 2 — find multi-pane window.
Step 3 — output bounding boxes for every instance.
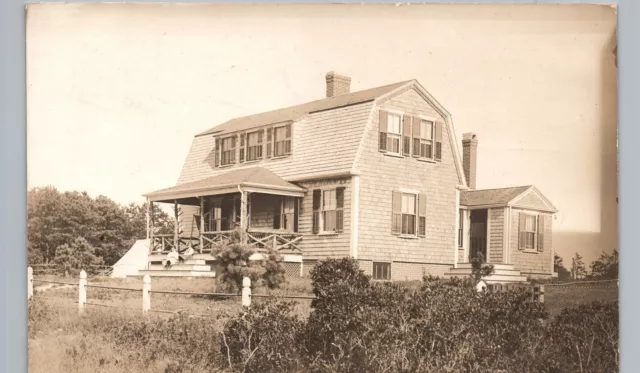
[208,204,222,232]
[220,137,236,166]
[392,192,417,235]
[246,131,263,161]
[274,125,292,157]
[401,194,417,235]
[419,120,434,158]
[312,188,344,234]
[372,262,391,280]
[386,113,402,154]
[519,214,538,250]
[280,197,296,232]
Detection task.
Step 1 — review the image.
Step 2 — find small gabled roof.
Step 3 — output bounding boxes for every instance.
[144,167,306,202]
[196,80,411,137]
[460,186,532,207]
[460,185,558,213]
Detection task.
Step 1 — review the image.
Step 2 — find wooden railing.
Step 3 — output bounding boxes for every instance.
[150,230,302,254]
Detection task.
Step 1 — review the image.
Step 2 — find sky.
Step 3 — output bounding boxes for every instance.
[26,3,618,264]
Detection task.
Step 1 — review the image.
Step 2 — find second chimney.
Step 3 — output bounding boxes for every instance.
[325,71,351,98]
[462,133,478,189]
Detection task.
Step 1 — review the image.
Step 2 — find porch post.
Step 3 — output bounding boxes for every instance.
[174,200,179,251]
[240,190,248,243]
[148,200,154,254]
[199,197,204,254]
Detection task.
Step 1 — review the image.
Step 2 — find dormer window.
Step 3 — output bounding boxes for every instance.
[220,136,236,166]
[246,130,264,161]
[273,124,292,157]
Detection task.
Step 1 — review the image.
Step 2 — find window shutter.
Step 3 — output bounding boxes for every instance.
[214,138,220,167]
[257,129,264,159]
[239,134,246,163]
[336,187,345,233]
[285,124,292,154]
[418,193,427,237]
[403,116,412,156]
[435,122,443,161]
[518,212,526,250]
[379,110,388,152]
[392,191,402,235]
[412,119,421,157]
[231,136,237,163]
[312,190,321,234]
[537,214,545,252]
[266,128,273,158]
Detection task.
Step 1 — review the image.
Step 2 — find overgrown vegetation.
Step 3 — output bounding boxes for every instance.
[29,258,619,373]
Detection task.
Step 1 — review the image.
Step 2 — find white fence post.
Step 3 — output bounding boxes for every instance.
[242,277,251,308]
[28,267,33,300]
[78,270,87,313]
[142,275,151,313]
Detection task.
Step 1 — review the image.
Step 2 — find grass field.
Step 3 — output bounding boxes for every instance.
[28,275,618,373]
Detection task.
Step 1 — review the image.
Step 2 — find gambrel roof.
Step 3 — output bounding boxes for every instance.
[153,78,469,195]
[460,185,558,213]
[197,80,411,137]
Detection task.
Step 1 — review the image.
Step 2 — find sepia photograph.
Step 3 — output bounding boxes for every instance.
[26,3,618,373]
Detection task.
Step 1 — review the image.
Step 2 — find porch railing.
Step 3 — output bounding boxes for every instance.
[150,230,302,254]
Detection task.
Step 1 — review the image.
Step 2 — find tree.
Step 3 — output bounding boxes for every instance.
[571,252,587,280]
[53,237,104,276]
[590,249,618,279]
[554,253,571,281]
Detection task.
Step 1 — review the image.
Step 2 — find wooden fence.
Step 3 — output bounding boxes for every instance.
[27,266,313,314]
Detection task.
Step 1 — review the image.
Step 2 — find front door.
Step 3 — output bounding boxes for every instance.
[469,209,488,261]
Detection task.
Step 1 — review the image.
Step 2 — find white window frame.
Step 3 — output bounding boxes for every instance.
[386,113,402,155]
[372,262,391,280]
[220,136,236,166]
[245,130,262,162]
[321,189,338,233]
[400,193,417,236]
[273,125,290,157]
[522,213,539,250]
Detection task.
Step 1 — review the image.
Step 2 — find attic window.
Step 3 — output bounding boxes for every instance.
[273,124,292,157]
[246,130,264,161]
[220,136,236,166]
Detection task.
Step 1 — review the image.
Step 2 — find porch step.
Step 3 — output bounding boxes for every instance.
[446,267,522,277]
[138,269,217,278]
[148,264,211,271]
[455,263,518,271]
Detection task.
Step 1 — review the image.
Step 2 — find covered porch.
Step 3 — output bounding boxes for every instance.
[144,167,306,256]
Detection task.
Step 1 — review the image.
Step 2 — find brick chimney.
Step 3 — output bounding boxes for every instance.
[462,133,478,189]
[325,71,351,98]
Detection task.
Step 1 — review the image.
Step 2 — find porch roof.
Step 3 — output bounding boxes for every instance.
[144,167,306,203]
[460,186,532,207]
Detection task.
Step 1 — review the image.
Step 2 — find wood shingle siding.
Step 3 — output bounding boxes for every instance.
[509,208,553,275]
[176,102,374,185]
[357,87,459,270]
[512,190,552,211]
[488,208,504,263]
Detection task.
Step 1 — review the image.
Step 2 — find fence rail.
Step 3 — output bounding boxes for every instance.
[27,266,301,314]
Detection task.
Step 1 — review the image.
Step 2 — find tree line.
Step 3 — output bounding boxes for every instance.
[27,186,175,269]
[554,250,618,281]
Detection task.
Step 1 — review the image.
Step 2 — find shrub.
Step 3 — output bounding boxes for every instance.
[221,299,304,373]
[213,229,286,292]
[544,301,619,373]
[53,236,104,277]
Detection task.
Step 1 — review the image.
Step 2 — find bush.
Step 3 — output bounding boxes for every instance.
[544,301,619,373]
[221,299,304,373]
[213,229,286,292]
[53,236,104,277]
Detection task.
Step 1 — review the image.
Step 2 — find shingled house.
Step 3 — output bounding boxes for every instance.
[141,72,558,282]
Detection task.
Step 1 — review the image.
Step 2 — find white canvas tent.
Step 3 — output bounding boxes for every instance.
[110,239,149,278]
